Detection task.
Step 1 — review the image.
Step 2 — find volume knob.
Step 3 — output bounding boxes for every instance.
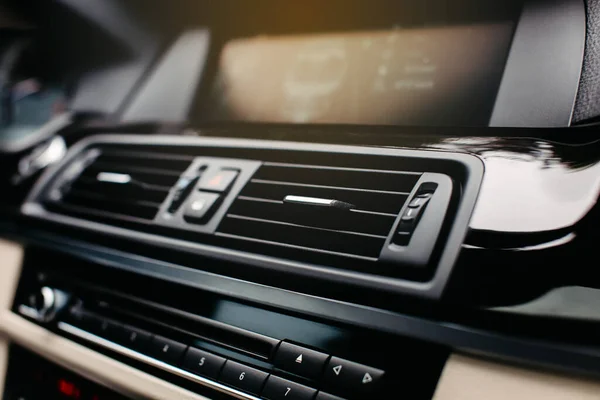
[28,286,69,322]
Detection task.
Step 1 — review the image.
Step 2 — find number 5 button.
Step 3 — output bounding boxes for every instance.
[182,347,226,380]
[262,375,317,400]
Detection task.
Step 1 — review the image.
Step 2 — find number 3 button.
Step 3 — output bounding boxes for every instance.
[262,375,317,400]
[219,360,269,395]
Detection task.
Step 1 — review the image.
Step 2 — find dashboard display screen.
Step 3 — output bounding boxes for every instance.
[203,23,514,126]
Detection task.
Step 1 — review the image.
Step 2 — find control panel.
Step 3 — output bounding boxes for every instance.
[59,304,385,400]
[12,253,448,400]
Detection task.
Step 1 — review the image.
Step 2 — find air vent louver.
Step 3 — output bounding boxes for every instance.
[24,135,484,298]
[45,148,193,224]
[217,163,421,260]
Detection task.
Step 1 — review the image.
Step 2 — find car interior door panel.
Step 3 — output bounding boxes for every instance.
[0,1,598,399]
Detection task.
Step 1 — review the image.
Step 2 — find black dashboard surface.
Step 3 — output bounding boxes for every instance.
[0,1,599,399]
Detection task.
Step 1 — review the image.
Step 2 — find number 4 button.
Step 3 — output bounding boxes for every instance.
[262,375,317,400]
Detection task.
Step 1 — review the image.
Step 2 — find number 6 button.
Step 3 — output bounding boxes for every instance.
[219,360,269,395]
[262,375,317,400]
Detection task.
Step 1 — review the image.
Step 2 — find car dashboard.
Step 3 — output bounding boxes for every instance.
[0,1,599,400]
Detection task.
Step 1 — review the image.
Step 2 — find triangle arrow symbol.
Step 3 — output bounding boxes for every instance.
[333,365,343,375]
[295,354,303,363]
[362,373,373,384]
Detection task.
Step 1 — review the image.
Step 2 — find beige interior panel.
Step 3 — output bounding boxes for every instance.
[0,239,23,312]
[0,336,8,398]
[0,239,23,398]
[434,353,600,400]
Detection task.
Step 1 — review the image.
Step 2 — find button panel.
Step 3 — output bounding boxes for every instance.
[219,360,269,395]
[62,310,389,400]
[274,342,329,381]
[262,375,317,400]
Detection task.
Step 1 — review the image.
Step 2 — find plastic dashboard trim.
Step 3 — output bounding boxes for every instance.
[21,134,484,300]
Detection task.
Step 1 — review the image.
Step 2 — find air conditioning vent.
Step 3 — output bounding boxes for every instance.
[44,148,193,224]
[217,162,421,260]
[23,134,484,299]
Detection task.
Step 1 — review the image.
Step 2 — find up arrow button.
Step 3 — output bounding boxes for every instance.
[362,373,373,384]
[273,342,328,381]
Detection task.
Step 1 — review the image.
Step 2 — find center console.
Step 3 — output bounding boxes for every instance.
[12,251,446,400]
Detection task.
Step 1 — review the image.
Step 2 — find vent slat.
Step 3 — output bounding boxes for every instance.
[71,177,170,204]
[240,181,409,214]
[219,215,385,258]
[83,164,181,187]
[66,189,162,209]
[96,150,194,172]
[253,165,420,192]
[228,199,396,236]
[46,201,155,225]
[61,192,160,220]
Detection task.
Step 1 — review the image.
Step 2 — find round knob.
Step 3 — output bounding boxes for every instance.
[31,286,56,322]
[28,287,69,323]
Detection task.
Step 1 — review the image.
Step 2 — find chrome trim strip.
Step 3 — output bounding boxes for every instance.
[57,322,263,400]
[284,195,336,206]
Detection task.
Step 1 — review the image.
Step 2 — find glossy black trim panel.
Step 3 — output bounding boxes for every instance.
[22,134,484,299]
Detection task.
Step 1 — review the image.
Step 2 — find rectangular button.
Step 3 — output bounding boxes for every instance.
[89,316,121,342]
[219,360,268,395]
[408,197,429,208]
[401,207,420,222]
[323,357,384,398]
[262,375,317,400]
[316,393,346,400]
[65,307,95,331]
[183,192,220,222]
[273,342,329,381]
[182,347,226,380]
[119,325,152,353]
[149,335,187,365]
[198,169,239,192]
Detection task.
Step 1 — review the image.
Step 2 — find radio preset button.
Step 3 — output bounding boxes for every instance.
[219,360,269,395]
[149,335,187,365]
[262,375,317,400]
[182,347,226,380]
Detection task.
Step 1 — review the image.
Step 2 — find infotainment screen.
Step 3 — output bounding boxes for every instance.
[201,23,514,126]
